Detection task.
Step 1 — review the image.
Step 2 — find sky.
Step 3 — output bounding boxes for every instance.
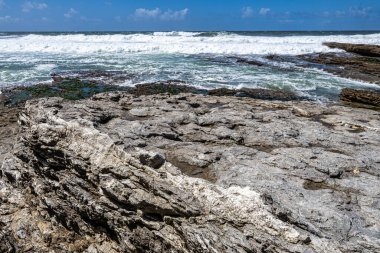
[0,0,379,31]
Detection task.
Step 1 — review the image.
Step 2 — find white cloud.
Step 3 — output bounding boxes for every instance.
[22,1,47,12]
[259,8,271,16]
[160,8,188,21]
[64,8,78,18]
[133,8,189,21]
[242,7,253,18]
[134,8,161,19]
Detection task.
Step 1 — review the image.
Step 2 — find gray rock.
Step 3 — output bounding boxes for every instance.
[0,92,379,252]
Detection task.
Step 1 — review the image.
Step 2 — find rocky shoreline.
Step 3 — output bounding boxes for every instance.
[1,90,380,252]
[1,43,380,253]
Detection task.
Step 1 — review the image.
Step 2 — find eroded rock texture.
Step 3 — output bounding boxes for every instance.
[340,88,380,107]
[1,92,380,252]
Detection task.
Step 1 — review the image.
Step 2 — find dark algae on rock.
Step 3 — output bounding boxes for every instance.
[1,78,130,106]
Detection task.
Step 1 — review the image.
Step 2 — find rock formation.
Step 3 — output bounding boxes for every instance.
[340,88,380,107]
[299,53,380,84]
[1,91,380,252]
[324,42,380,58]
[262,43,380,85]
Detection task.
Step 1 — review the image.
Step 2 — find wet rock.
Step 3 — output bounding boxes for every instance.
[208,88,238,96]
[1,79,130,106]
[340,88,380,107]
[300,53,380,84]
[0,94,8,106]
[209,87,299,101]
[324,42,380,58]
[130,80,207,96]
[51,70,135,85]
[235,58,265,66]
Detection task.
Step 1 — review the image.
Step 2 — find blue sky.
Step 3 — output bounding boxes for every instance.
[0,0,379,31]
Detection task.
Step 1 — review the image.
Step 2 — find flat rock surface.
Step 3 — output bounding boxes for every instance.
[1,92,380,252]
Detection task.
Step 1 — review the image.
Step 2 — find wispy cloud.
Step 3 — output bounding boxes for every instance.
[161,8,188,21]
[0,15,19,23]
[267,6,377,22]
[22,1,47,12]
[242,7,271,18]
[133,8,189,21]
[0,15,11,22]
[259,8,271,16]
[64,8,77,18]
[241,6,253,18]
[0,0,4,9]
[348,6,373,18]
[134,8,161,19]
[317,6,376,19]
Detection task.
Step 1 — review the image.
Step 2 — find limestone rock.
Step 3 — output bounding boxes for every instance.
[1,92,380,252]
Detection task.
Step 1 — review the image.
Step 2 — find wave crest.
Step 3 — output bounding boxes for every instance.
[0,32,380,55]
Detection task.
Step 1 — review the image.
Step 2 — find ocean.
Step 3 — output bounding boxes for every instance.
[1,31,380,100]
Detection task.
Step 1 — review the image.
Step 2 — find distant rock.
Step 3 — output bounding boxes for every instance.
[209,87,299,101]
[300,53,380,84]
[324,42,380,57]
[235,58,265,66]
[51,70,135,85]
[130,80,207,96]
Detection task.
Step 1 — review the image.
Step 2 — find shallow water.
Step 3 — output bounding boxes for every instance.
[1,31,380,100]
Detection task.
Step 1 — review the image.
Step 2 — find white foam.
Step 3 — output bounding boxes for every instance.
[34,63,57,71]
[0,32,380,55]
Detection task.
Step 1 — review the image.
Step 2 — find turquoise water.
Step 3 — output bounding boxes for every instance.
[1,31,380,100]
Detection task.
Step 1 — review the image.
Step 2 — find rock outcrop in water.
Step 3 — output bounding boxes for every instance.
[1,91,380,252]
[261,43,380,85]
[1,74,301,107]
[299,53,380,84]
[324,42,380,58]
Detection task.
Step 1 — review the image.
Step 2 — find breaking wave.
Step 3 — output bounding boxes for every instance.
[0,32,380,55]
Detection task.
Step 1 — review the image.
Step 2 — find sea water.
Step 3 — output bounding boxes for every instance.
[1,31,380,99]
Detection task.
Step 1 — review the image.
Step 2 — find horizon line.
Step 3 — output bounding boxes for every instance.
[1,29,380,33]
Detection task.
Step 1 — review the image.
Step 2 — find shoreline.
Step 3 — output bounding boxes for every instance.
[1,42,380,103]
[1,42,380,252]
